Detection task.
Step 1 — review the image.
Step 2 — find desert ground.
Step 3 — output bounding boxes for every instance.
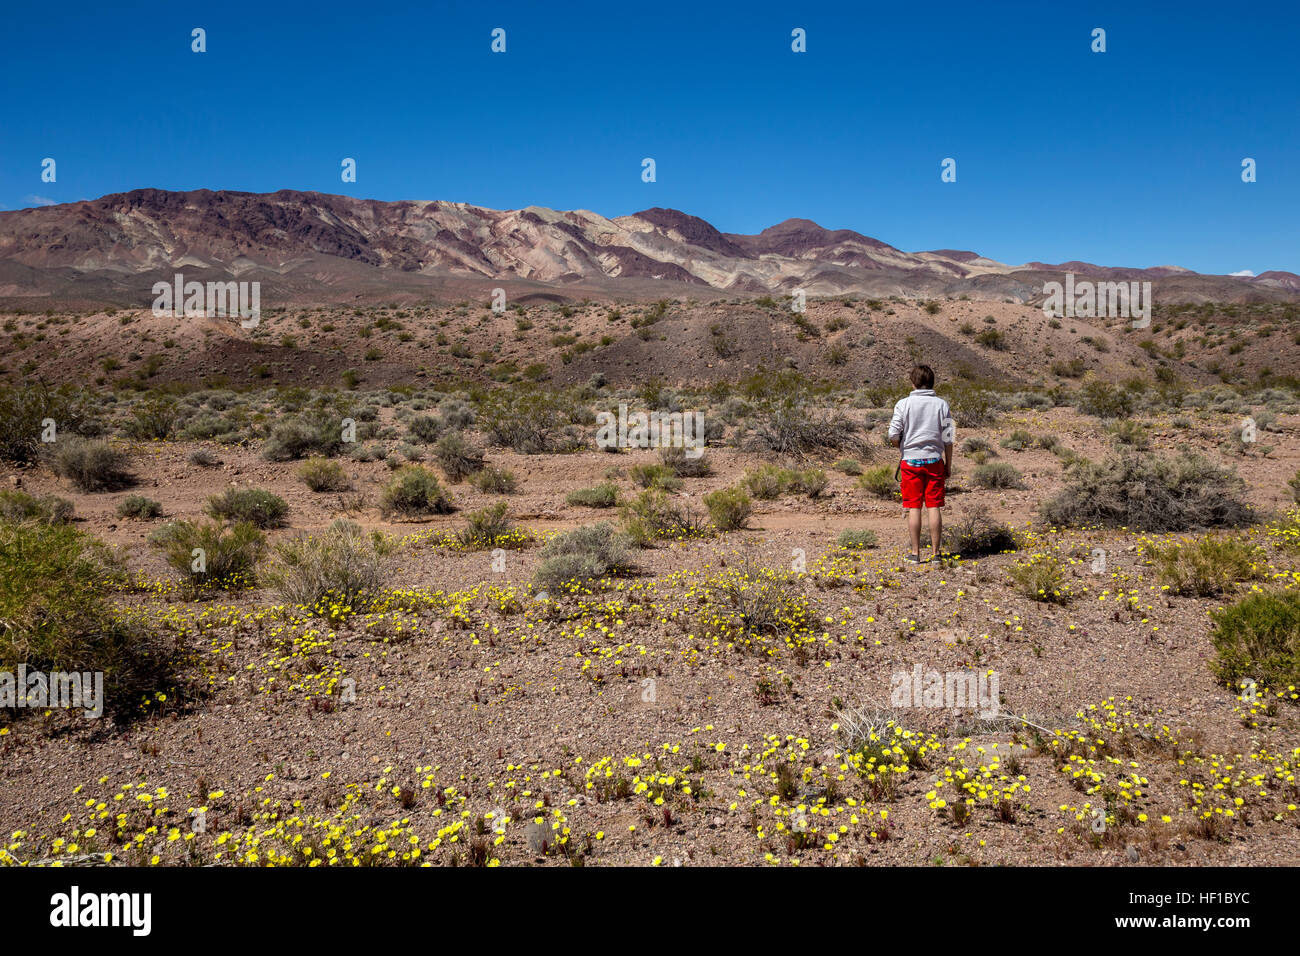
[1,295,1299,867]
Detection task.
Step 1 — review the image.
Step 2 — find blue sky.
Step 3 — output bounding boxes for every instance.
[2,0,1296,274]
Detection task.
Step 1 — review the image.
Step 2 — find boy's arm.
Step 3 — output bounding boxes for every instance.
[888,401,904,448]
[943,442,953,476]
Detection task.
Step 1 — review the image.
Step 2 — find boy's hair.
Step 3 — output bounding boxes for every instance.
[910,365,936,389]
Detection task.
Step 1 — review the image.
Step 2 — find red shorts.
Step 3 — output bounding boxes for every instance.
[900,460,946,509]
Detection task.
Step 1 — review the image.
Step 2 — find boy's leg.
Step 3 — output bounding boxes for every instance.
[907,507,922,557]
[928,506,943,556]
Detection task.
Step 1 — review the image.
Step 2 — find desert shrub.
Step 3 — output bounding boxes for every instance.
[407,414,446,444]
[629,462,682,491]
[946,384,1000,428]
[479,390,581,454]
[468,465,518,494]
[975,328,1006,350]
[745,405,866,459]
[1000,429,1031,451]
[263,520,396,611]
[434,431,486,482]
[972,462,1025,489]
[51,438,134,491]
[1076,379,1135,419]
[1006,555,1071,603]
[533,523,634,590]
[944,506,1017,557]
[206,487,289,528]
[703,565,812,645]
[121,400,180,441]
[116,495,162,519]
[150,519,266,590]
[837,529,878,550]
[703,486,752,531]
[659,445,711,477]
[0,490,73,524]
[0,382,93,464]
[742,464,793,499]
[1035,434,1061,452]
[1145,535,1263,597]
[439,398,476,429]
[380,466,454,517]
[0,519,172,717]
[833,458,863,476]
[188,448,220,467]
[857,466,898,499]
[1041,452,1251,531]
[567,482,619,508]
[262,410,344,461]
[960,437,994,456]
[620,489,707,546]
[1107,420,1150,449]
[456,501,530,549]
[795,468,828,498]
[1210,591,1300,699]
[298,457,351,492]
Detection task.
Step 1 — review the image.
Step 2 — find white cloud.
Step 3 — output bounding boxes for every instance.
[1229,269,1255,277]
[25,195,57,207]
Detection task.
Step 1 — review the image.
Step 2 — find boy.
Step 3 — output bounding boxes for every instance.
[887,365,955,563]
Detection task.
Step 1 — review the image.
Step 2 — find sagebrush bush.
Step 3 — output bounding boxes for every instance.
[857,466,898,499]
[1211,591,1300,698]
[0,489,73,524]
[629,462,682,491]
[150,519,266,590]
[745,405,866,459]
[659,445,711,477]
[262,410,344,461]
[116,495,163,519]
[1145,535,1263,597]
[469,465,518,494]
[1041,452,1251,531]
[298,457,350,492]
[795,468,828,498]
[380,466,454,517]
[263,520,396,610]
[833,459,863,476]
[837,529,878,549]
[0,518,172,718]
[1006,555,1071,603]
[206,487,289,528]
[566,482,619,508]
[972,462,1025,490]
[51,438,134,492]
[620,489,707,546]
[743,464,793,500]
[533,522,633,590]
[434,431,486,482]
[0,383,93,464]
[456,501,530,549]
[407,413,446,444]
[944,506,1017,557]
[703,486,752,531]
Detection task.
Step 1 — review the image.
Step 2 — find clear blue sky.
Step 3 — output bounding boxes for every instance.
[2,0,1296,275]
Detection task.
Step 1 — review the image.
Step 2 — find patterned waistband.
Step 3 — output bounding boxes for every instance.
[904,457,942,466]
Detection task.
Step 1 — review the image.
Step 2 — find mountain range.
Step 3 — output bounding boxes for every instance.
[1,189,1296,307]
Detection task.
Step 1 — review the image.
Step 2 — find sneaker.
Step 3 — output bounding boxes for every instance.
[904,552,922,564]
